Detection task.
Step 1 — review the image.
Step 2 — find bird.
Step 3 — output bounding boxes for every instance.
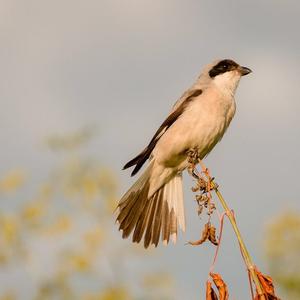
[116,59,252,248]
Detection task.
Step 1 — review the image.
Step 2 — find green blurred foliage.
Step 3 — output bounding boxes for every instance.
[264,210,300,300]
[0,128,173,300]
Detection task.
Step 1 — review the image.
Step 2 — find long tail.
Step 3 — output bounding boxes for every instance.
[116,162,185,248]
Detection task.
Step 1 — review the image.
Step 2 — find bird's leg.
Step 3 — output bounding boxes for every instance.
[187,149,217,192]
[187,148,200,179]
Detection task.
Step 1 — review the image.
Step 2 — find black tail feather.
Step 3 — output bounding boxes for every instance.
[117,180,178,248]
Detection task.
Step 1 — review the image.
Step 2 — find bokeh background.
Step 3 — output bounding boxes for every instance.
[1,1,300,299]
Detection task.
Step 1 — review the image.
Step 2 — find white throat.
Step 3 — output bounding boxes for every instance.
[213,71,241,97]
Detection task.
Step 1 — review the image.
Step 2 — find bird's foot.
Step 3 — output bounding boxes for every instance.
[187,148,200,179]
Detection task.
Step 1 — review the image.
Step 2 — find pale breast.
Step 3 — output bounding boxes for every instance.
[153,88,236,167]
[182,89,234,148]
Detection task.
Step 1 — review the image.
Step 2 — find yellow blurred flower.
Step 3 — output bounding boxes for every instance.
[0,251,8,265]
[82,176,98,200]
[0,215,19,245]
[143,272,173,289]
[0,292,16,300]
[69,254,91,272]
[82,287,130,300]
[43,215,72,235]
[39,184,53,199]
[264,211,300,298]
[21,200,47,225]
[99,287,131,300]
[265,211,300,258]
[83,227,104,250]
[0,170,25,193]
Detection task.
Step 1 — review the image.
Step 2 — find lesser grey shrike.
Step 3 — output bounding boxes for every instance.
[116,59,252,248]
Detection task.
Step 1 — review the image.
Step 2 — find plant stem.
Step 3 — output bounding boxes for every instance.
[198,161,265,299]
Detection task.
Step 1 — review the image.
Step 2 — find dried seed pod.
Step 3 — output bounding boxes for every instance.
[195,194,202,202]
[208,225,219,246]
[195,194,201,201]
[197,205,203,216]
[196,194,209,205]
[187,222,210,246]
[201,195,209,202]
[191,184,200,192]
[209,203,216,210]
[198,178,207,191]
[207,202,216,215]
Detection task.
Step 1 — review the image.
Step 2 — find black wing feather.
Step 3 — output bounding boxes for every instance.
[123,89,202,176]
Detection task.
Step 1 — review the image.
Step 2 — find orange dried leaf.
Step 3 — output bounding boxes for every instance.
[254,269,281,300]
[254,295,267,300]
[256,271,275,295]
[254,294,279,300]
[206,280,218,300]
[210,273,229,300]
[188,222,210,246]
[208,225,219,246]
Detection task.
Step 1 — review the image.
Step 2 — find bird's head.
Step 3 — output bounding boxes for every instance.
[205,59,252,95]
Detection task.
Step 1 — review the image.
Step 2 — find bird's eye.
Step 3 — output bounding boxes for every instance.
[222,64,228,69]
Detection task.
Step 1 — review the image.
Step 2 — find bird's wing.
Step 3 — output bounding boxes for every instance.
[123,88,203,176]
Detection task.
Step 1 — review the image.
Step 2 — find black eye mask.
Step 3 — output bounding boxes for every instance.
[209,59,239,78]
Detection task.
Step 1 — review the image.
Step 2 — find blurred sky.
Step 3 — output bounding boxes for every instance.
[1,0,300,299]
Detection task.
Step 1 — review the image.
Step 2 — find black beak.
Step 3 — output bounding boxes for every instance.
[239,66,252,76]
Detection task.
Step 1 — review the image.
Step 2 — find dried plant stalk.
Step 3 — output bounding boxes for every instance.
[196,159,266,299]
[186,150,281,299]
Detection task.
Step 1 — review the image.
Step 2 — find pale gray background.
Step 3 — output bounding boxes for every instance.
[1,1,300,299]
